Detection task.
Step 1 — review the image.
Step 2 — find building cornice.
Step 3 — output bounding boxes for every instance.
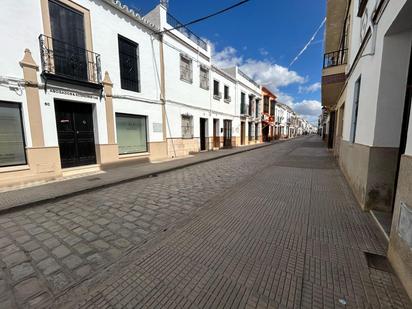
[100,0,160,33]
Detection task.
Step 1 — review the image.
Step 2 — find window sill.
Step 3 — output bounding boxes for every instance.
[180,78,193,85]
[119,152,149,159]
[224,99,231,103]
[0,164,30,173]
[213,95,222,101]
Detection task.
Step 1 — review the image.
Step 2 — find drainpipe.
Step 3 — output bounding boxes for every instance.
[159,34,176,157]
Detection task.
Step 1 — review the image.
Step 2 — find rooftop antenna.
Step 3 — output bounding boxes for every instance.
[160,0,169,10]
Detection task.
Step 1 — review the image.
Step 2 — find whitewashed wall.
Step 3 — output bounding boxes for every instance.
[0,0,44,148]
[342,0,409,147]
[0,0,164,151]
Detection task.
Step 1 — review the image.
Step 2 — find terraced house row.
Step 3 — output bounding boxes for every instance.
[321,0,412,299]
[0,0,313,188]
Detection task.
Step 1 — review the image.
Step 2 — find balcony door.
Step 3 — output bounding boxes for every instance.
[49,0,87,81]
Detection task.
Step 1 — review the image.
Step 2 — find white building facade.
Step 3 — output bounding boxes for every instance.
[0,0,167,187]
[0,0,269,187]
[322,0,412,297]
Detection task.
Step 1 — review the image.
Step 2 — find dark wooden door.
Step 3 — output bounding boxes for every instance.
[55,101,96,168]
[240,122,245,145]
[213,119,220,148]
[200,118,207,151]
[49,0,87,80]
[223,120,232,148]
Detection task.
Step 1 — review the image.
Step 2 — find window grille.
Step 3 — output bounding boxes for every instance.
[199,66,209,90]
[181,115,194,139]
[180,54,193,83]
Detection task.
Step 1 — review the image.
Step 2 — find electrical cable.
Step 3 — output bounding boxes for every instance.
[157,0,251,34]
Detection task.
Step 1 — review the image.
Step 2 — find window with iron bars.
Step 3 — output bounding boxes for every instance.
[199,66,209,90]
[180,54,193,83]
[181,115,194,139]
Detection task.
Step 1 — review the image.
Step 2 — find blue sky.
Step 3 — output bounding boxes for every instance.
[123,0,326,123]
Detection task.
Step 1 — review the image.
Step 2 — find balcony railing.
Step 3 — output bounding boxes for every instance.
[39,34,102,86]
[239,69,260,88]
[323,49,348,69]
[166,13,208,51]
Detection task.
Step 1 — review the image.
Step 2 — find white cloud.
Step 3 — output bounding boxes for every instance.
[276,92,321,124]
[212,46,243,68]
[298,82,321,94]
[211,45,305,91]
[293,100,322,116]
[259,48,269,56]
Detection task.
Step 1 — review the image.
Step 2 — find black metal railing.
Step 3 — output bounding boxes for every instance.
[39,34,102,85]
[323,49,348,69]
[166,13,208,51]
[239,69,260,88]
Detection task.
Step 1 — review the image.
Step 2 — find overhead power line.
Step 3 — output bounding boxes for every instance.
[158,0,251,34]
[289,17,326,68]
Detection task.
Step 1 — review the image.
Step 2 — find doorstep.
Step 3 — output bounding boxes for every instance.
[62,164,102,178]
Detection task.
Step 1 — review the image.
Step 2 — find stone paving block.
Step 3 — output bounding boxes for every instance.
[10,263,35,282]
[21,240,40,252]
[75,265,92,279]
[43,238,60,249]
[37,258,61,276]
[27,293,51,308]
[82,232,97,242]
[0,244,19,257]
[46,272,71,291]
[14,278,44,302]
[51,245,71,258]
[62,255,83,270]
[0,237,11,249]
[30,248,48,262]
[2,251,28,268]
[91,240,110,251]
[87,253,106,269]
[73,243,93,255]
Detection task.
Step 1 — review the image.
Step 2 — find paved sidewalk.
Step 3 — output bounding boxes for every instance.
[0,139,298,308]
[0,142,272,214]
[55,136,411,308]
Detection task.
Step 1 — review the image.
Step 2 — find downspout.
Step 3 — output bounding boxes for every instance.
[159,34,176,157]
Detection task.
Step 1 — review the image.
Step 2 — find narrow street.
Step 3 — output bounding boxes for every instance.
[1,136,409,308]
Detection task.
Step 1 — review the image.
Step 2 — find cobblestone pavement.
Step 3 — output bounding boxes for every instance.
[0,139,294,308]
[1,136,411,308]
[60,136,410,309]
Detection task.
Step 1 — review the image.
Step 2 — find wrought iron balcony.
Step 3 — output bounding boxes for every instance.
[39,34,102,88]
[323,49,348,69]
[166,13,208,51]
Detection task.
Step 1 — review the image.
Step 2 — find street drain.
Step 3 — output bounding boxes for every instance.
[364,252,393,273]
